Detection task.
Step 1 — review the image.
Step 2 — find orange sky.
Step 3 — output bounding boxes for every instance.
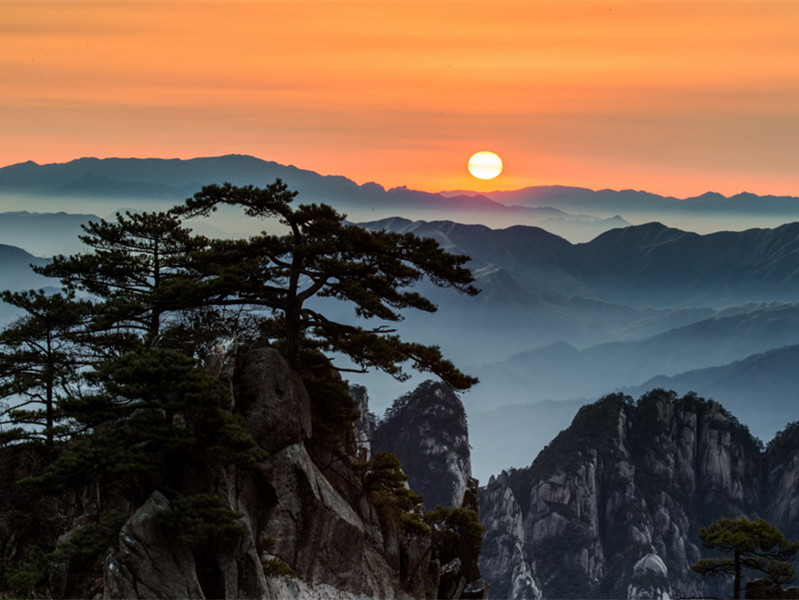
[2,1,799,197]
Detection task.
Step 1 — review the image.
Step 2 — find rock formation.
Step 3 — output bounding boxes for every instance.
[479,389,799,599]
[373,380,487,597]
[350,384,376,461]
[0,347,484,599]
[373,380,472,510]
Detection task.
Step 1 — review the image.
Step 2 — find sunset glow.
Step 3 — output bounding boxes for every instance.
[2,1,799,197]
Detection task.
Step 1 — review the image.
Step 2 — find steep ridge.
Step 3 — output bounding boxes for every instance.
[371,380,486,598]
[479,389,799,599]
[0,348,485,599]
[373,381,473,511]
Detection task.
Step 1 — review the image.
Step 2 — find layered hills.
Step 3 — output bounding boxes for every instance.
[1,155,798,479]
[0,156,627,242]
[2,203,799,478]
[355,218,799,476]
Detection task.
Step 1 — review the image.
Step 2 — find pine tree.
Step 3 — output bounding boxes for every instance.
[35,210,210,348]
[691,517,799,599]
[0,290,91,447]
[24,347,265,494]
[174,181,480,389]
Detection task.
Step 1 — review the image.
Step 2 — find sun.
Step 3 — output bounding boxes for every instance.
[468,151,503,180]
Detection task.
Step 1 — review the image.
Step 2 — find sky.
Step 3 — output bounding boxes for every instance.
[3,1,799,198]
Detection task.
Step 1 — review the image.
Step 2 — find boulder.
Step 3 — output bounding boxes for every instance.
[103,491,204,599]
[232,347,312,453]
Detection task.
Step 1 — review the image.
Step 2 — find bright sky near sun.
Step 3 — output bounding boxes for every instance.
[2,1,799,197]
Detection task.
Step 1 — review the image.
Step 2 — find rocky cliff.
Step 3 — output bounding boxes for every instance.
[479,389,799,599]
[373,380,473,511]
[371,380,487,597]
[0,347,482,599]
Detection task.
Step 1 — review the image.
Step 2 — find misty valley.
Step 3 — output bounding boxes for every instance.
[2,156,799,599]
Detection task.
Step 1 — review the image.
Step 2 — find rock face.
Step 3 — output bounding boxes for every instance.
[626,552,673,600]
[108,347,436,599]
[479,389,799,599]
[478,474,541,600]
[104,491,206,599]
[350,384,376,461]
[765,422,799,540]
[372,380,487,598]
[373,380,472,510]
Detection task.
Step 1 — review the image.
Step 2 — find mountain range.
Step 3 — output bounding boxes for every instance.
[5,154,799,241]
[0,155,630,242]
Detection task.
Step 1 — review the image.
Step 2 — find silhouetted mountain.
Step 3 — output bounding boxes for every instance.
[0,156,630,242]
[576,222,799,306]
[0,155,501,211]
[0,244,57,324]
[0,244,52,289]
[368,218,799,308]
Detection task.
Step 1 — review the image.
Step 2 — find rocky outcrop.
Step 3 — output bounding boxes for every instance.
[626,552,673,600]
[2,346,481,599]
[350,384,376,461]
[478,473,540,600]
[765,422,799,540]
[373,380,472,510]
[231,346,313,453]
[478,389,799,599]
[101,347,427,599]
[104,491,206,599]
[372,380,487,598]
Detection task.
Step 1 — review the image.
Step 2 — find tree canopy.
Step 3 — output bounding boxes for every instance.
[36,210,210,348]
[171,181,480,389]
[691,517,799,599]
[0,290,91,446]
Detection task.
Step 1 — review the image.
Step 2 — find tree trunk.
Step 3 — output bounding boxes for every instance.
[734,549,742,599]
[45,332,54,447]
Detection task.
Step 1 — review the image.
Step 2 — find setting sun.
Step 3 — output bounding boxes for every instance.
[468,151,503,180]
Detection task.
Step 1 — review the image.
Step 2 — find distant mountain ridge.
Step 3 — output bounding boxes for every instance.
[485,185,799,217]
[7,154,799,242]
[0,155,638,242]
[0,155,501,210]
[5,155,799,216]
